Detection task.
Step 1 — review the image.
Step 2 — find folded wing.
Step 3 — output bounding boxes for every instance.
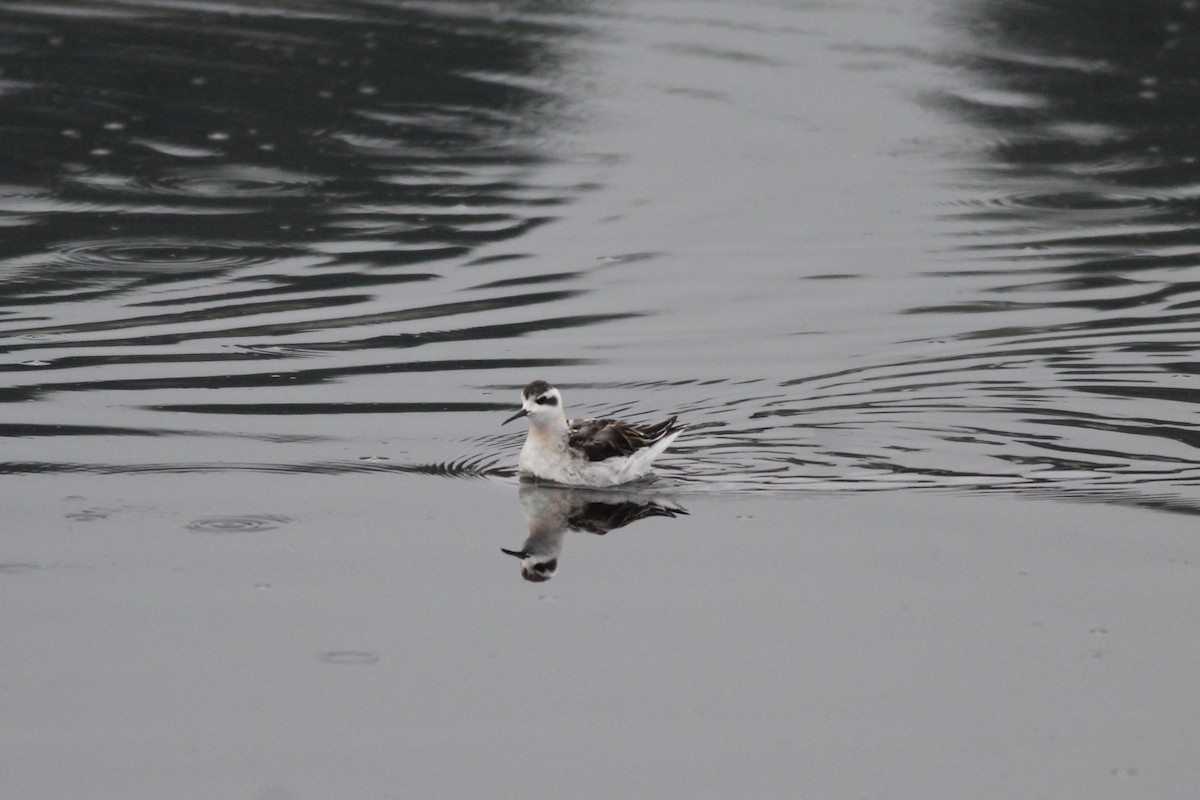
[568,416,681,462]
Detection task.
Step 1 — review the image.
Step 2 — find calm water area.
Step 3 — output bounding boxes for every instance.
[3,1,1200,797]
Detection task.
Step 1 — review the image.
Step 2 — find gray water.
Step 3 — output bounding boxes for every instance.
[4,1,1200,798]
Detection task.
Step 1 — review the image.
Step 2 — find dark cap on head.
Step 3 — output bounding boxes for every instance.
[523,380,553,399]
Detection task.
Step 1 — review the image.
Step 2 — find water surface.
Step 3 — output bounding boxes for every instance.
[2,1,1198,514]
[3,1,1200,798]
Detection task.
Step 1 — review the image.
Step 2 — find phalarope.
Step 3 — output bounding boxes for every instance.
[502,380,684,487]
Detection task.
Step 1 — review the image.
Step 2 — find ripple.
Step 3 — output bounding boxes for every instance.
[943,189,1163,215]
[320,454,506,479]
[317,651,381,665]
[0,460,507,478]
[75,164,332,199]
[0,185,247,216]
[186,514,291,533]
[2,239,279,276]
[409,454,507,479]
[65,508,109,521]
[0,562,43,575]
[130,138,223,159]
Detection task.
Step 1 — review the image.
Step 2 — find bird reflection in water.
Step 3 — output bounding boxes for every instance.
[502,484,687,582]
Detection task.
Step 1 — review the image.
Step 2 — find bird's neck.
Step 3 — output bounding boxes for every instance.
[531,413,569,436]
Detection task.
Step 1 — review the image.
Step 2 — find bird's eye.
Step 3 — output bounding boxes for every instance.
[535,395,551,405]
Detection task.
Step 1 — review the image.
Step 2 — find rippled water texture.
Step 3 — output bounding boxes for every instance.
[1,0,1199,515]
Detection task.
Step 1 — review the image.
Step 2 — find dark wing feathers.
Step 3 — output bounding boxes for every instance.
[567,415,682,462]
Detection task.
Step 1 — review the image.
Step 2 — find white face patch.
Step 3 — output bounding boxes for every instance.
[523,387,563,421]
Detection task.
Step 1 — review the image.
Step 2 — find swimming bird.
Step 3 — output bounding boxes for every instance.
[502,380,684,487]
